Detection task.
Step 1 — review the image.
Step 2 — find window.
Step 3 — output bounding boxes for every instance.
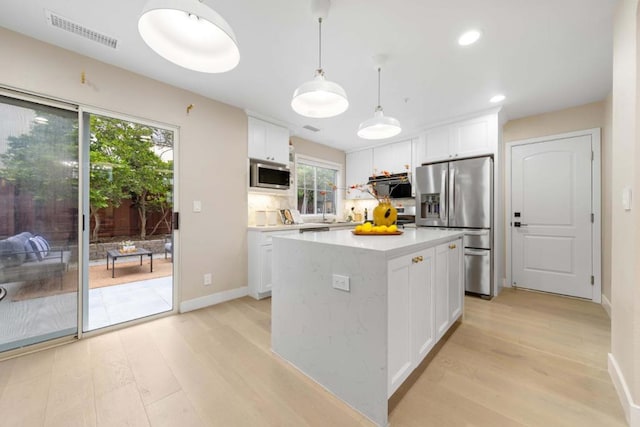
[296,156,341,216]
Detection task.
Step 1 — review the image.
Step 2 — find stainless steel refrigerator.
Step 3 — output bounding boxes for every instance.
[415,156,493,296]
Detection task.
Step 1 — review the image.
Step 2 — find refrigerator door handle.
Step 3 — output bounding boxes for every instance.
[440,169,447,221]
[449,167,456,222]
[465,249,489,256]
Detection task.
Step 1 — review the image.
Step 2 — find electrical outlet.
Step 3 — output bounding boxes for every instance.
[203,273,212,286]
[332,274,350,292]
[193,200,202,212]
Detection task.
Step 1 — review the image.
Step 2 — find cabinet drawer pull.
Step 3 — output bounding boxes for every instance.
[449,244,456,249]
[412,256,421,263]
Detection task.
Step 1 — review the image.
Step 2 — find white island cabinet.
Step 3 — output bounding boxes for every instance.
[271,228,463,427]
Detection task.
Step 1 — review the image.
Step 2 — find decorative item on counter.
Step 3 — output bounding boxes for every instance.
[255,210,267,226]
[119,240,136,253]
[372,196,397,226]
[330,167,407,230]
[352,222,402,235]
[266,210,278,226]
[364,208,368,222]
[279,209,294,225]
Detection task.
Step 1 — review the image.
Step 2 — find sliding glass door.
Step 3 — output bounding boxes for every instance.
[0,95,79,352]
[83,112,174,332]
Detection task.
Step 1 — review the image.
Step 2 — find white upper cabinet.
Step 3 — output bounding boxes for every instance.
[414,114,497,165]
[451,116,492,158]
[346,149,373,200]
[373,139,412,175]
[248,116,290,165]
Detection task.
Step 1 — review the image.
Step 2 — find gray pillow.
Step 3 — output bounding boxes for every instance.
[0,237,26,267]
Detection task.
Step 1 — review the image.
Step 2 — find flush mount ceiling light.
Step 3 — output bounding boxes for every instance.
[357,59,402,140]
[291,0,349,118]
[458,30,481,46]
[138,0,240,73]
[490,94,506,103]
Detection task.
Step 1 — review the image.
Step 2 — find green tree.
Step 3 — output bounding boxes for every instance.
[88,116,136,241]
[90,116,172,240]
[0,111,78,204]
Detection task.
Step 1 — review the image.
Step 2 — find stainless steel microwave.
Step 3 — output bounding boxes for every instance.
[250,160,291,190]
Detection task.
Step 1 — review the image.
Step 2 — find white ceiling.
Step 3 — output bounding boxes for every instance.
[0,0,616,152]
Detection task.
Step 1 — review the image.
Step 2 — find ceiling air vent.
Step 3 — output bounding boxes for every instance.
[302,125,320,132]
[46,10,118,49]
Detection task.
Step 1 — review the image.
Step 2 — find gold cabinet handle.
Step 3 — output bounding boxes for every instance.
[449,244,456,249]
[412,255,424,263]
[418,256,424,261]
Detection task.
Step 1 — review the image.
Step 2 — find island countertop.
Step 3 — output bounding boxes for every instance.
[273,227,464,257]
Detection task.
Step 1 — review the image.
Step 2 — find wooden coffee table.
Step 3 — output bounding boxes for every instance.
[106,248,153,278]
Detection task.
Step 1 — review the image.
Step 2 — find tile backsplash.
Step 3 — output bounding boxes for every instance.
[248,193,293,226]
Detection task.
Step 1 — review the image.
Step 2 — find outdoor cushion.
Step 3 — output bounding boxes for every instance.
[28,236,50,261]
[0,236,27,267]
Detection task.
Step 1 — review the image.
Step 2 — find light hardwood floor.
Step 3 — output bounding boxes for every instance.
[0,288,626,426]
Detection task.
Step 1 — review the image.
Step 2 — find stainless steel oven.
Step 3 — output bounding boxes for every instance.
[250,160,291,190]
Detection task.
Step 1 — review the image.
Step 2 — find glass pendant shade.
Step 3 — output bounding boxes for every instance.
[357,108,402,140]
[138,0,240,73]
[291,70,349,118]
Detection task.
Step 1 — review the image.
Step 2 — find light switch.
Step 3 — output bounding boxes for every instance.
[622,187,632,211]
[193,200,202,212]
[332,274,350,292]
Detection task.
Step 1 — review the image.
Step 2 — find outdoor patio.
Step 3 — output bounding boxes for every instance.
[0,256,173,351]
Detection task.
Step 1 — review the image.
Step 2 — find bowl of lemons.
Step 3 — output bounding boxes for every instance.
[352,222,402,235]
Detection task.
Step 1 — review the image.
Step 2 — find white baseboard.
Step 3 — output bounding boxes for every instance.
[608,353,640,426]
[179,286,248,313]
[601,294,612,318]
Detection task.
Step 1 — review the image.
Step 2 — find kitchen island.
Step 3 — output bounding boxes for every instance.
[271,228,464,427]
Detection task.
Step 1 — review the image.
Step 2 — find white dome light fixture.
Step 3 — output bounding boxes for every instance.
[490,94,506,103]
[291,0,349,118]
[458,30,481,46]
[138,0,240,73]
[357,60,402,140]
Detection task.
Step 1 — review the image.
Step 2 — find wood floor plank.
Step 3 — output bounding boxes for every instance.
[145,390,206,427]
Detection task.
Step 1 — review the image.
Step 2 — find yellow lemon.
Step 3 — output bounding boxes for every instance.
[388,225,398,233]
[355,225,363,232]
[362,222,373,232]
[378,225,388,233]
[372,226,381,233]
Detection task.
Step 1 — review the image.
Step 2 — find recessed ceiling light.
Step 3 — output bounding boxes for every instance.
[490,94,506,103]
[458,30,481,46]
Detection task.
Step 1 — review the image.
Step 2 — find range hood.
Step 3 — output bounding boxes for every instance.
[368,172,412,199]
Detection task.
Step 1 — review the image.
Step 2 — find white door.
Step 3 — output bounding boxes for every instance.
[511,135,592,299]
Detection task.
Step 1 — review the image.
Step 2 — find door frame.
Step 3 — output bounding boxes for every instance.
[504,128,601,303]
[79,106,180,337]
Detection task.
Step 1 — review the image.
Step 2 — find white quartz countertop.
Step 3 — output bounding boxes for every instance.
[247,222,358,232]
[272,228,464,256]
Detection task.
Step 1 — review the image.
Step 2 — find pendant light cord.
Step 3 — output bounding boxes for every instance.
[377,67,382,108]
[318,17,323,72]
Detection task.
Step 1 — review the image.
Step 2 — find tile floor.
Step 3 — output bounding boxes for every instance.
[0,273,172,351]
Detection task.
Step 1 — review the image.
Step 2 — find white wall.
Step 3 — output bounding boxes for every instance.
[610,0,640,424]
[0,27,248,304]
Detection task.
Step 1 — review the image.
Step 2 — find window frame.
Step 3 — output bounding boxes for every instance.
[294,154,344,220]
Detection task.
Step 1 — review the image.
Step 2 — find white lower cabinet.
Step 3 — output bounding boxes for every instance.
[248,229,299,299]
[387,247,435,397]
[388,238,463,397]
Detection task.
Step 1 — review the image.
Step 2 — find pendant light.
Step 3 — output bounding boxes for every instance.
[291,0,349,118]
[138,0,240,73]
[357,63,402,140]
